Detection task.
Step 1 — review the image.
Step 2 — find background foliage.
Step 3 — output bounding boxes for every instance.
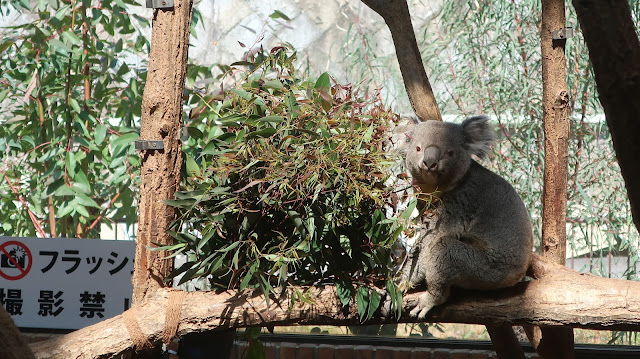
[0,0,148,238]
[409,0,640,280]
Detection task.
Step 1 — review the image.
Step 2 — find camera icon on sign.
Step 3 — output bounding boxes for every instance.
[1,248,27,268]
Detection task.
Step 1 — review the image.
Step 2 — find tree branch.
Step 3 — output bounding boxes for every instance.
[0,306,35,359]
[360,0,442,121]
[572,0,640,232]
[30,255,640,359]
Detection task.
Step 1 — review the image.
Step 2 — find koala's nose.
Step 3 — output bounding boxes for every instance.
[422,146,440,170]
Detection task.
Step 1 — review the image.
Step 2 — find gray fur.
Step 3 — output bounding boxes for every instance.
[400,115,533,319]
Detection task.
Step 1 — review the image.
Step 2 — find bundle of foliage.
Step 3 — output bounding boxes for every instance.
[166,46,412,318]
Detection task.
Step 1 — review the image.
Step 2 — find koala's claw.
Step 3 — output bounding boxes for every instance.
[407,292,438,320]
[409,305,432,320]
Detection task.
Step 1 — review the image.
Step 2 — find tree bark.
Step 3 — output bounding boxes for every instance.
[30,255,640,359]
[360,0,442,122]
[486,324,526,359]
[133,1,193,305]
[534,0,575,357]
[131,2,194,357]
[541,0,570,264]
[0,305,36,359]
[572,0,640,232]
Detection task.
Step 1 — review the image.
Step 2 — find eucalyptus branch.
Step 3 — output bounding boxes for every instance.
[2,172,47,238]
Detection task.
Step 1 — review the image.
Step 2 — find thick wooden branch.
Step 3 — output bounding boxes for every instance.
[31,255,640,359]
[572,0,640,231]
[360,0,442,122]
[1,305,35,359]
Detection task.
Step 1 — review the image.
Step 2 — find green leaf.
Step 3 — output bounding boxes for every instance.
[255,115,285,123]
[56,203,74,218]
[386,280,402,318]
[72,170,91,193]
[69,98,82,114]
[54,185,75,197]
[75,203,90,217]
[111,132,139,148]
[48,38,70,53]
[218,241,240,253]
[269,10,291,21]
[163,198,197,209]
[315,72,331,89]
[186,156,200,176]
[335,280,352,307]
[247,127,276,139]
[76,193,100,208]
[186,126,203,140]
[61,30,82,46]
[0,40,14,55]
[367,288,381,320]
[356,286,370,321]
[230,89,266,107]
[239,261,258,290]
[245,338,265,359]
[66,151,76,174]
[262,80,283,90]
[95,124,108,145]
[166,261,195,281]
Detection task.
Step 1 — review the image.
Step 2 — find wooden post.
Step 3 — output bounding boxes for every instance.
[130,0,193,356]
[529,0,575,357]
[132,0,193,306]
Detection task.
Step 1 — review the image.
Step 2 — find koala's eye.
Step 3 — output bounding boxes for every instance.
[416,145,422,152]
[446,150,455,157]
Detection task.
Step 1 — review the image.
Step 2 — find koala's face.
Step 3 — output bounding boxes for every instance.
[405,121,470,193]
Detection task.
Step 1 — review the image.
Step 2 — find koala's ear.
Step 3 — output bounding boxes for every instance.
[462,115,495,159]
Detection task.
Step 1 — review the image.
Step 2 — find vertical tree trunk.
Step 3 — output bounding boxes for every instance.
[130,0,193,356]
[529,0,575,357]
[133,0,193,305]
[360,0,442,122]
[571,0,640,233]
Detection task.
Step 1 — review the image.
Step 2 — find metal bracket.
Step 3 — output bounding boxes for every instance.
[135,140,164,151]
[552,27,574,40]
[145,0,174,9]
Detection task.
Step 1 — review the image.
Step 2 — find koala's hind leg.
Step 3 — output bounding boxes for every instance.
[409,235,510,319]
[409,281,450,319]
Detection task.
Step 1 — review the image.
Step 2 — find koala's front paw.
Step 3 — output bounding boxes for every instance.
[408,292,438,320]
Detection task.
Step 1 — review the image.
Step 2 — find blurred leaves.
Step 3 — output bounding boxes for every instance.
[0,0,148,237]
[414,0,639,271]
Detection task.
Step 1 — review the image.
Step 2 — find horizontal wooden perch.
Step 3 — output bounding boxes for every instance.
[31,255,640,359]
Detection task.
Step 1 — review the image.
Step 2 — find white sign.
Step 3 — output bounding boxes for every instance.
[0,236,135,330]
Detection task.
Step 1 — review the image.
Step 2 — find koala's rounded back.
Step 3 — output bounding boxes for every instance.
[405,116,494,193]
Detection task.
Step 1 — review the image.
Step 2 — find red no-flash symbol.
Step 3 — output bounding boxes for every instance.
[0,241,33,280]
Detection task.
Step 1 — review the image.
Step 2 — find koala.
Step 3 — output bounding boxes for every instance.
[399,115,533,319]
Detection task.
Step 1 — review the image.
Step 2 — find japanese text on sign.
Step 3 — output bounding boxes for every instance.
[0,237,134,330]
